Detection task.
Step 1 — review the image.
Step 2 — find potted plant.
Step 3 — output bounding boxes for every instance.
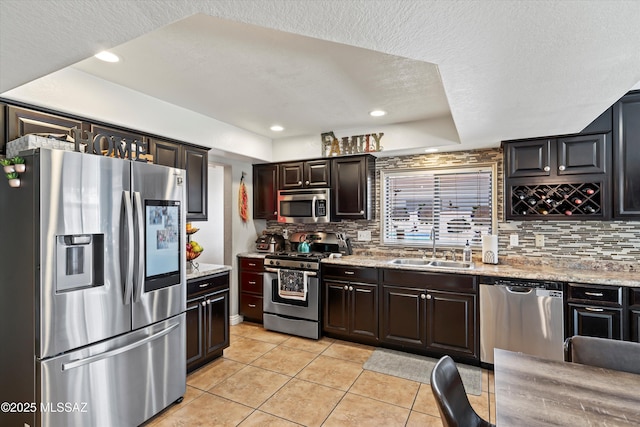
[0,158,14,174]
[6,172,20,188]
[11,156,25,173]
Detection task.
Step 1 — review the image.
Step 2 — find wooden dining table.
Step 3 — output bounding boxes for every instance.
[493,348,640,426]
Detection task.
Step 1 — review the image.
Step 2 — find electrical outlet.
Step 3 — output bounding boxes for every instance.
[510,234,519,246]
[535,234,545,247]
[357,230,371,241]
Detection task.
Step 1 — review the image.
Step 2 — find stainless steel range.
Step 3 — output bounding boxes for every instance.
[262,232,351,339]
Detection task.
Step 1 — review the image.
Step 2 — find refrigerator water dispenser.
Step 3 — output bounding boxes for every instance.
[56,234,104,291]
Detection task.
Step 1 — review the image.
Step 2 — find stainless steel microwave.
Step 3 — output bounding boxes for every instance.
[277,188,331,223]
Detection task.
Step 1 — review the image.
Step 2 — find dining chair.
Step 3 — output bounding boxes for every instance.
[564,335,640,375]
[430,355,495,427]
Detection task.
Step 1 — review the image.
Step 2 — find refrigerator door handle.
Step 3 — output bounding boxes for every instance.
[61,322,180,371]
[133,191,145,303]
[122,191,134,305]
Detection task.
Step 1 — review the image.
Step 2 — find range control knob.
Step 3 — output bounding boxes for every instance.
[300,263,305,268]
[276,261,280,266]
[269,260,274,265]
[306,263,311,268]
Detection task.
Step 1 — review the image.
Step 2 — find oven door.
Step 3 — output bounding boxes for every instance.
[277,189,330,224]
[264,268,319,321]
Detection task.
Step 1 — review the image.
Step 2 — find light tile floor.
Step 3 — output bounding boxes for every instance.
[144,322,496,426]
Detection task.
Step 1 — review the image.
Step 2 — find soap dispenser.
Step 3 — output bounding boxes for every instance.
[463,240,472,263]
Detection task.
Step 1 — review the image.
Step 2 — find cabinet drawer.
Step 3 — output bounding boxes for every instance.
[630,288,640,307]
[322,265,378,283]
[567,283,623,305]
[241,272,264,294]
[240,293,263,322]
[240,257,265,272]
[381,269,475,292]
[187,272,229,298]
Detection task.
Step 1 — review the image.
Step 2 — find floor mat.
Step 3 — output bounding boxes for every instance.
[363,348,482,395]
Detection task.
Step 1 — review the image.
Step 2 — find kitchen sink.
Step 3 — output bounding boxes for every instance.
[388,258,431,266]
[427,260,475,269]
[388,258,475,269]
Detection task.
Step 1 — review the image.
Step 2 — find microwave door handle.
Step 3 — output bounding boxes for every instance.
[311,196,318,221]
[122,191,134,305]
[133,191,144,303]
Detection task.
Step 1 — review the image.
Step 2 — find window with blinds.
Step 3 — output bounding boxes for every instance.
[381,165,496,247]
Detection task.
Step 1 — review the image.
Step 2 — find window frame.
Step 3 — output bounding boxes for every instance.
[379,163,498,248]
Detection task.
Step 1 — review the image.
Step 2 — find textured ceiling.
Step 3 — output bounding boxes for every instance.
[1,0,640,151]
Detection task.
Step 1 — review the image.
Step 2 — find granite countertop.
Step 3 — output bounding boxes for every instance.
[236,252,268,259]
[186,263,232,281]
[321,255,640,288]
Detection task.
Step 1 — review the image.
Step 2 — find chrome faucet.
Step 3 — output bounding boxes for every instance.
[430,226,437,259]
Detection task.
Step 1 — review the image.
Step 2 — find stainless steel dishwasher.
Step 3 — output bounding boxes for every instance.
[480,276,564,364]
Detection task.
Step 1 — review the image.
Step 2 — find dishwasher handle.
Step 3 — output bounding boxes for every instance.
[506,286,534,294]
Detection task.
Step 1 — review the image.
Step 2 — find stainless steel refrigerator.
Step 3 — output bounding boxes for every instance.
[0,148,187,427]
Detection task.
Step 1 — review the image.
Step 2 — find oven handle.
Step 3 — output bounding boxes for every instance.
[265,267,317,277]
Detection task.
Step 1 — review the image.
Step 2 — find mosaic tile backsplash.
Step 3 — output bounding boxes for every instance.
[265,149,640,271]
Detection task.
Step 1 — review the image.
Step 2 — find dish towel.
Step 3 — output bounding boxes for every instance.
[278,269,308,301]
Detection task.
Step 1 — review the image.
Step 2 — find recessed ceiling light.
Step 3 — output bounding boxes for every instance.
[369,110,386,117]
[424,148,439,153]
[270,125,284,132]
[94,51,120,63]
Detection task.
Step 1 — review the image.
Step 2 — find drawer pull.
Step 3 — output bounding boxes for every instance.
[248,281,256,285]
[248,263,256,267]
[585,307,604,312]
[248,304,256,308]
[344,271,355,275]
[584,292,604,297]
[348,286,353,291]
[199,284,209,288]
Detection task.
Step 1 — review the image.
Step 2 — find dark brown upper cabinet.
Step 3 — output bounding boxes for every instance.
[7,105,87,143]
[253,164,278,220]
[331,154,376,221]
[148,137,209,221]
[613,90,640,219]
[183,146,209,221]
[279,159,330,189]
[506,134,609,179]
[148,137,181,168]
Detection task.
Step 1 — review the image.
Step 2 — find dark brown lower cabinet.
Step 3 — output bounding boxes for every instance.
[324,280,378,344]
[629,288,640,343]
[380,285,427,349]
[426,290,476,358]
[380,285,477,359]
[186,272,229,373]
[379,269,479,362]
[567,303,623,340]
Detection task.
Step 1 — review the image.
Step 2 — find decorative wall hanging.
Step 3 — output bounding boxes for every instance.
[321,131,384,157]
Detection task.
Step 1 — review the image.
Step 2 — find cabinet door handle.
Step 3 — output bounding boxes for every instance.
[199,283,209,288]
[585,292,604,297]
[348,286,353,291]
[248,303,256,308]
[305,180,310,185]
[585,307,604,312]
[201,301,207,307]
[273,211,277,215]
[558,165,566,171]
[360,210,365,214]
[420,294,426,299]
[206,299,211,305]
[544,166,550,172]
[298,181,302,185]
[343,285,349,290]
[344,271,355,275]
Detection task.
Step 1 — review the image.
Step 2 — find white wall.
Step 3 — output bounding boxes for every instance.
[2,68,274,162]
[195,164,225,265]
[270,116,467,162]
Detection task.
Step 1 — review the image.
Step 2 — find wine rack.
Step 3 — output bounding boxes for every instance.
[510,182,602,218]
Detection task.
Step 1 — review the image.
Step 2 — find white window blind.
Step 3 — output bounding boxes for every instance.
[381,166,495,247]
